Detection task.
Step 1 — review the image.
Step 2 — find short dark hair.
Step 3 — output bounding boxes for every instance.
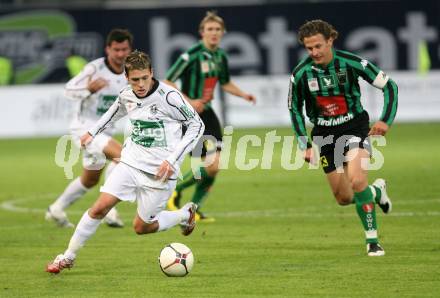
[298,20,338,44]
[106,28,134,48]
[124,50,152,75]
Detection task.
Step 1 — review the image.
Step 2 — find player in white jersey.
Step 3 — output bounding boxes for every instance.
[46,29,133,228]
[46,50,205,274]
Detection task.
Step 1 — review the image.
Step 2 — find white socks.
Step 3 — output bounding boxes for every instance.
[156,209,188,232]
[64,210,101,260]
[51,162,117,213]
[103,162,122,223]
[50,177,89,212]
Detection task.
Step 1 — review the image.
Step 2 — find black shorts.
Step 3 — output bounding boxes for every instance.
[189,107,223,158]
[311,111,372,174]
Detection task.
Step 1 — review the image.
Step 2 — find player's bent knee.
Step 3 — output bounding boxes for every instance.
[349,177,367,192]
[134,225,146,235]
[205,166,220,176]
[84,178,100,188]
[335,196,353,206]
[133,222,157,235]
[88,208,107,219]
[332,190,353,205]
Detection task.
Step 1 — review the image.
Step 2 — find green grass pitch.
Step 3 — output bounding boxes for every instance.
[0,123,439,297]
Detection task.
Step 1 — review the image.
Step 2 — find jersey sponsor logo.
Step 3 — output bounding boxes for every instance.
[320,75,336,89]
[317,112,354,126]
[337,71,347,84]
[131,120,167,147]
[361,59,369,69]
[201,61,210,73]
[307,78,319,91]
[97,95,118,115]
[202,77,218,100]
[316,95,348,116]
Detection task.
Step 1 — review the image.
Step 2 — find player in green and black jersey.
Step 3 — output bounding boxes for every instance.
[165,11,256,222]
[288,20,398,256]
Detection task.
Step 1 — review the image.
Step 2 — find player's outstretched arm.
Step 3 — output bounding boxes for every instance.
[164,92,205,169]
[65,64,96,100]
[369,121,389,136]
[221,81,256,104]
[87,77,108,94]
[88,97,127,137]
[304,147,318,165]
[163,79,207,113]
[350,57,398,127]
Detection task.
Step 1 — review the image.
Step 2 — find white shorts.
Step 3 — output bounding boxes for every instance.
[100,162,176,223]
[82,133,112,170]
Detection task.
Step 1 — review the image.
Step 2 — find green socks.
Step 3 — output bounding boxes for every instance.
[174,167,216,209]
[175,170,197,192]
[191,167,216,208]
[354,186,378,244]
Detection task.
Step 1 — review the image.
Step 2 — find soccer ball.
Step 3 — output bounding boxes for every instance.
[158,243,194,277]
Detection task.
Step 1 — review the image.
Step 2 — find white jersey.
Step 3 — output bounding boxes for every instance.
[65,57,127,135]
[88,80,205,179]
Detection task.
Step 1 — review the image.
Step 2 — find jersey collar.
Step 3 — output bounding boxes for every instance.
[200,41,218,54]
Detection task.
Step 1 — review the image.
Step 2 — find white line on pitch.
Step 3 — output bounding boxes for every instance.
[1,194,439,218]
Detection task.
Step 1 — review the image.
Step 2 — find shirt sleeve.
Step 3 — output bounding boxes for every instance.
[165,52,191,83]
[352,59,398,126]
[288,73,310,151]
[219,52,231,85]
[163,90,205,168]
[64,63,95,100]
[88,97,128,137]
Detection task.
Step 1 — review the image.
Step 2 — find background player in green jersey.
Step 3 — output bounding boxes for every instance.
[288,20,398,256]
[165,11,256,222]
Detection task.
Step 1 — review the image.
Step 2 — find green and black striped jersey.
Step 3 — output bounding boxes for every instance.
[288,49,398,150]
[165,41,230,105]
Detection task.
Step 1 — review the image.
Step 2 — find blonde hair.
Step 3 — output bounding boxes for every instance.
[199,11,226,33]
[124,50,152,74]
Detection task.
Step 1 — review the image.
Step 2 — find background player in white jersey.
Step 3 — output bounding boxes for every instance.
[46,29,133,228]
[46,50,205,274]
